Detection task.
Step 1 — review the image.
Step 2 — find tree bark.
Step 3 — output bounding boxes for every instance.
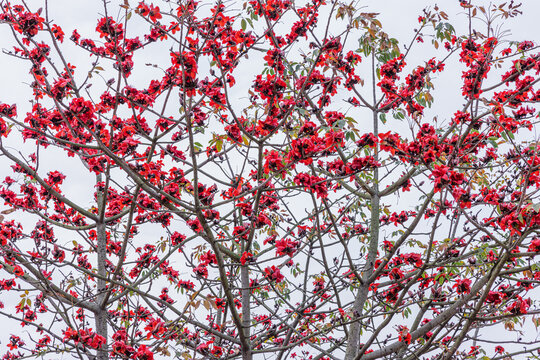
[95,174,108,360]
[345,56,380,359]
[241,265,252,360]
[344,193,380,360]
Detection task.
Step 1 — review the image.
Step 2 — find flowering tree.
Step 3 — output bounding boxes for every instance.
[0,0,540,359]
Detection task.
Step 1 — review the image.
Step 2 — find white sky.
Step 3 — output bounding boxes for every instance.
[0,0,539,358]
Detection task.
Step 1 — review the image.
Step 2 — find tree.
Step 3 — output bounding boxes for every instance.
[0,0,539,358]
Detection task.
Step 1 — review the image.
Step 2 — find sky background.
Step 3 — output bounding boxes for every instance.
[0,0,540,357]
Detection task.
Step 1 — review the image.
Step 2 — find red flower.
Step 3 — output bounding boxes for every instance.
[134,344,154,360]
[506,296,530,315]
[275,238,299,257]
[178,280,195,290]
[485,291,503,305]
[194,264,208,278]
[187,218,203,233]
[51,24,64,42]
[139,3,162,22]
[200,251,217,266]
[264,265,284,283]
[13,10,44,37]
[453,278,472,294]
[7,335,24,350]
[528,237,540,252]
[215,297,226,309]
[398,326,411,344]
[13,265,24,277]
[240,252,255,265]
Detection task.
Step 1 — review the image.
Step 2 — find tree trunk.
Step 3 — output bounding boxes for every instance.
[95,174,108,360]
[344,193,380,360]
[241,265,252,360]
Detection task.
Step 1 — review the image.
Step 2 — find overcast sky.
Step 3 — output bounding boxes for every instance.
[0,0,539,357]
